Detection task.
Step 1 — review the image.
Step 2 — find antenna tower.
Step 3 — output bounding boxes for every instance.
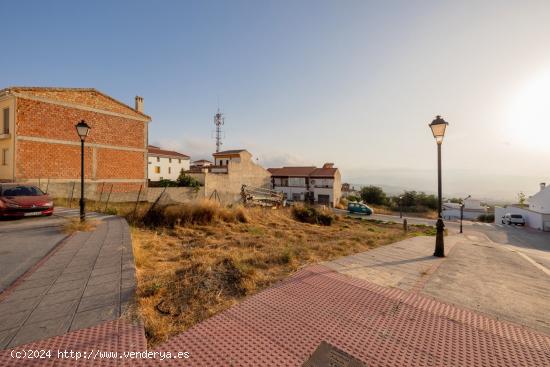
[213,109,224,153]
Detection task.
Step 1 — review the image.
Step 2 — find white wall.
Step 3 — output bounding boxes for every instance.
[494,206,545,230]
[529,187,550,214]
[274,186,308,201]
[148,155,190,181]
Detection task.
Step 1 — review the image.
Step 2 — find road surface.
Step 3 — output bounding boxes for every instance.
[0,216,67,292]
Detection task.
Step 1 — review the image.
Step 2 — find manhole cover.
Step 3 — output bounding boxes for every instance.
[302,341,367,367]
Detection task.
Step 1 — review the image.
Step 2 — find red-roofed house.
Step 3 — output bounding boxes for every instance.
[147,145,190,181]
[268,163,341,207]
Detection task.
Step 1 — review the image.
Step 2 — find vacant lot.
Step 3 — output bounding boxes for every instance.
[131,203,435,345]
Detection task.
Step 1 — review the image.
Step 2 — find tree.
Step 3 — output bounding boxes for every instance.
[401,191,417,207]
[177,169,201,189]
[518,192,526,207]
[360,186,387,205]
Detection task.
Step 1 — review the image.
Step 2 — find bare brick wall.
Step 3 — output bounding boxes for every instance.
[17,140,93,179]
[17,99,145,149]
[14,97,148,191]
[96,149,145,180]
[13,88,146,119]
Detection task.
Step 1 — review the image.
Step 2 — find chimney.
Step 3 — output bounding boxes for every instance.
[540,182,546,192]
[135,96,144,113]
[322,163,334,169]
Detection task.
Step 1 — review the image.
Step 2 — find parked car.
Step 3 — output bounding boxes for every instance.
[348,202,373,215]
[0,184,54,218]
[501,213,525,226]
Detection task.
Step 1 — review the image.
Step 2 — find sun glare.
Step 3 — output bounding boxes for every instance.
[507,71,550,151]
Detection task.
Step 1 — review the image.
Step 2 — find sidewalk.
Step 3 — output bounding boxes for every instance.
[0,217,137,349]
[1,232,548,366]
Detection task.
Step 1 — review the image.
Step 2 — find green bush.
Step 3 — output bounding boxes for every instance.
[177,170,201,189]
[158,179,179,187]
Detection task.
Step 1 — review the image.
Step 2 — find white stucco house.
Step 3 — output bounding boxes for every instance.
[442,198,487,220]
[147,145,190,182]
[268,163,342,207]
[494,182,550,231]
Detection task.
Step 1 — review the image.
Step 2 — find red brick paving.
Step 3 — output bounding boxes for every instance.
[157,264,549,366]
[1,264,549,366]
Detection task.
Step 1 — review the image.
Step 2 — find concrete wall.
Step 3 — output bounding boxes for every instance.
[189,157,271,205]
[146,187,205,204]
[29,180,145,203]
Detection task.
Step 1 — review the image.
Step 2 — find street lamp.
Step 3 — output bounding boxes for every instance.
[399,196,403,218]
[429,115,449,257]
[75,120,91,222]
[460,195,471,234]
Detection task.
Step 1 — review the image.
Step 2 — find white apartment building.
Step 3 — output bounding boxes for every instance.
[147,145,190,181]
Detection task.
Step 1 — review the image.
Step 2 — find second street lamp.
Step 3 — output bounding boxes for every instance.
[429,115,448,257]
[460,195,471,234]
[75,120,91,223]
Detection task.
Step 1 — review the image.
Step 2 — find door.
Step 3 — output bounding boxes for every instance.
[318,195,330,205]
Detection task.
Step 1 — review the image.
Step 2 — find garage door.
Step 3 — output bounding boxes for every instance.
[318,195,330,205]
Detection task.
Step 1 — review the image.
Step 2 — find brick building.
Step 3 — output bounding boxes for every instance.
[0,87,150,199]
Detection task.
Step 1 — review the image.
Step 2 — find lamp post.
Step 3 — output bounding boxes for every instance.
[75,120,91,222]
[459,195,471,234]
[428,115,448,257]
[399,196,403,218]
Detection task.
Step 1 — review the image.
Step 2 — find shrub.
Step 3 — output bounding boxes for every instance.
[158,179,178,187]
[317,212,334,226]
[346,195,360,202]
[291,205,334,226]
[477,214,495,223]
[141,200,248,227]
[177,170,201,189]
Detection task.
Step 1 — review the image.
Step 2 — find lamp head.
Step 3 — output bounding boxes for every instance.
[75,120,91,140]
[429,115,448,144]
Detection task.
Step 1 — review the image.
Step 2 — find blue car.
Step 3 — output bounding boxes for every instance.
[347,202,373,215]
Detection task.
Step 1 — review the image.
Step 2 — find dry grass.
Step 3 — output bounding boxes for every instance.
[131,203,435,345]
[63,218,98,234]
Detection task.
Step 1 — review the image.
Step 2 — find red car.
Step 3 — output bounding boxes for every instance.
[0,184,54,218]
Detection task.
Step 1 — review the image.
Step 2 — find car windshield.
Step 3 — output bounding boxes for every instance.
[511,214,523,219]
[1,185,45,197]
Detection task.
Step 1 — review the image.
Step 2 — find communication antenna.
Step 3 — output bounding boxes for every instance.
[213,108,225,153]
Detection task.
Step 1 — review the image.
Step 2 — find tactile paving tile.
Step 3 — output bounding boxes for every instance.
[156,264,550,367]
[1,264,549,366]
[0,319,146,367]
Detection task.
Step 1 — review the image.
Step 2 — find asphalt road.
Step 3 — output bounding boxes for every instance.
[0,216,68,292]
[335,208,550,271]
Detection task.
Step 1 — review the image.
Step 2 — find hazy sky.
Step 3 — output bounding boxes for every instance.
[1,0,549,201]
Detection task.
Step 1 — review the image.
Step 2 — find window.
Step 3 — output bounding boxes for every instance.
[168,167,171,174]
[154,166,160,174]
[2,108,8,134]
[178,159,181,163]
[156,157,160,162]
[1,149,7,165]
[169,158,172,163]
